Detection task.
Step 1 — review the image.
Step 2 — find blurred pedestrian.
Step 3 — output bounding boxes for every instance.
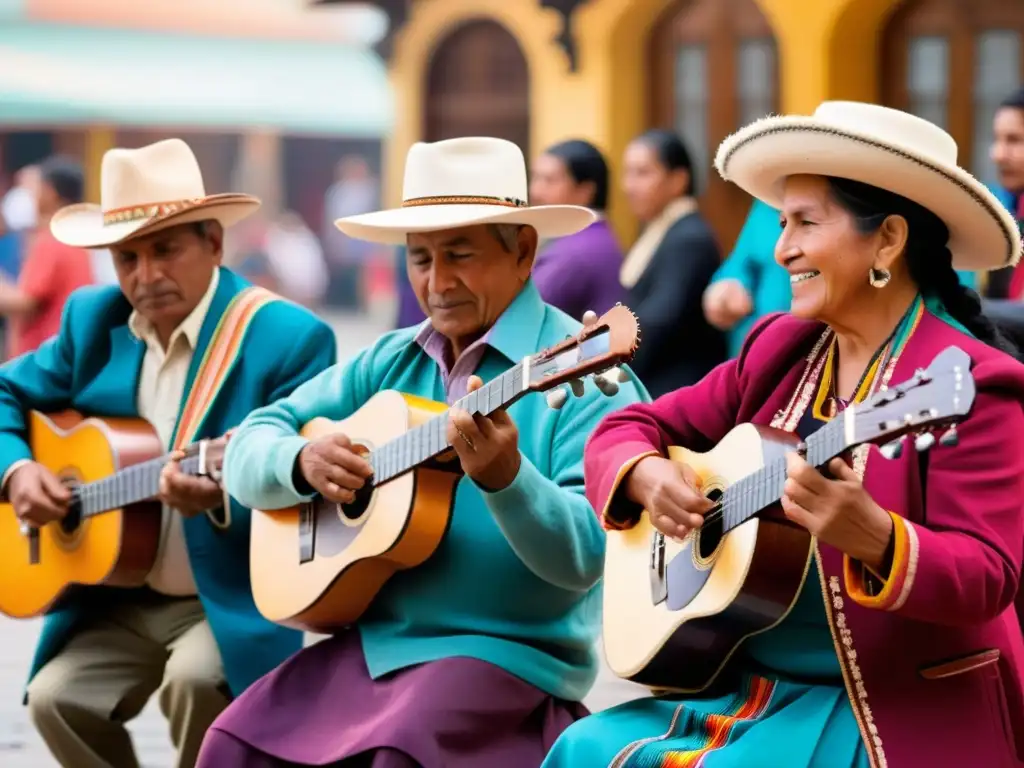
[265,211,329,309]
[702,198,789,357]
[0,156,93,359]
[529,139,624,320]
[619,129,726,396]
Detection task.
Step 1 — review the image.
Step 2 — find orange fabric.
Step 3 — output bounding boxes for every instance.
[843,511,916,611]
[9,230,93,358]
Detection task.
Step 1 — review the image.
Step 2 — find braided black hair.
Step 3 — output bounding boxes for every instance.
[825,176,1017,356]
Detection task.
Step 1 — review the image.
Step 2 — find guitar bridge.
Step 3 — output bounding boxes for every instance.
[298,503,315,564]
[649,532,667,606]
[20,523,40,565]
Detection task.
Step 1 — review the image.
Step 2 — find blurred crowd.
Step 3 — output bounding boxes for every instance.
[2,86,1023,382]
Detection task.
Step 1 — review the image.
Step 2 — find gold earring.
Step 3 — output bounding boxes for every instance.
[869,267,891,288]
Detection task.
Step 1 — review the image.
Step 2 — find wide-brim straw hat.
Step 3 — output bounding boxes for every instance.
[335,137,596,245]
[714,101,1021,271]
[51,138,260,249]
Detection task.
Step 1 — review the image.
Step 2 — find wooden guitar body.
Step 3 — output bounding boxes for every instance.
[250,390,462,635]
[602,423,814,692]
[0,411,164,618]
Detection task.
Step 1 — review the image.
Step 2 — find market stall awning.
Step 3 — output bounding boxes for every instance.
[0,23,393,136]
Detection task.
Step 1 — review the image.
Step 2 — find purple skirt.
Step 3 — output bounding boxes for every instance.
[195,630,589,767]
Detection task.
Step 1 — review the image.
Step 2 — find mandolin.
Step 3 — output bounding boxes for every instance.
[602,346,976,690]
[250,306,640,634]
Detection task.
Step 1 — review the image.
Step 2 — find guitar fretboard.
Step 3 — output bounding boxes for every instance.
[366,361,527,484]
[74,453,203,519]
[718,415,850,533]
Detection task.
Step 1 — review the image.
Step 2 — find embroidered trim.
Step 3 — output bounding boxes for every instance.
[890,519,920,611]
[103,198,209,226]
[774,318,922,768]
[843,512,914,610]
[400,194,527,209]
[172,286,280,529]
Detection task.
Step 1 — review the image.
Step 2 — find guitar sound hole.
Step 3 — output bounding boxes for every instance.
[697,488,724,561]
[60,500,83,535]
[339,482,374,521]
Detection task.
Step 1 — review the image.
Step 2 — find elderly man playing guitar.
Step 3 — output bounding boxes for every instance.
[195,137,649,768]
[0,139,335,768]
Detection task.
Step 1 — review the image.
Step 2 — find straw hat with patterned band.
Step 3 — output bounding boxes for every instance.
[714,101,1022,272]
[335,136,596,245]
[50,138,260,249]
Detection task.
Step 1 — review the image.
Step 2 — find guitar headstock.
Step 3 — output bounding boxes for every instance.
[850,345,975,458]
[524,304,640,409]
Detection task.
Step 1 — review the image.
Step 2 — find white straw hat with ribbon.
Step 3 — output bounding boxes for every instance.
[50,138,260,249]
[335,137,596,245]
[714,101,1021,271]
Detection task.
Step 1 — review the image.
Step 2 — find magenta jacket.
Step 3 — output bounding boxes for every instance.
[586,311,1024,768]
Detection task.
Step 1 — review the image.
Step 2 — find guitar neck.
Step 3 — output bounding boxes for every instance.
[76,453,204,519]
[367,361,527,484]
[720,415,851,534]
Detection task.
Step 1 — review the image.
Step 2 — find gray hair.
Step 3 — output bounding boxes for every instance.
[488,223,524,252]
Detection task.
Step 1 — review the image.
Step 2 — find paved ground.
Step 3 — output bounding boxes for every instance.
[0,305,647,767]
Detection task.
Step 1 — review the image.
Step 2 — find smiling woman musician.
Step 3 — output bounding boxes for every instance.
[542,103,1024,768]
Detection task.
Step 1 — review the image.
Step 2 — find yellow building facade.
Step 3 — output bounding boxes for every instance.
[376,0,1024,250]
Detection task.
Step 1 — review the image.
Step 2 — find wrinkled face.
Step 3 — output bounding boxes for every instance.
[110,221,222,334]
[406,224,536,351]
[529,154,594,207]
[621,141,687,222]
[991,106,1024,195]
[776,175,891,324]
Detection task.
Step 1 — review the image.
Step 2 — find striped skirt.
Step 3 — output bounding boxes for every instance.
[541,674,869,768]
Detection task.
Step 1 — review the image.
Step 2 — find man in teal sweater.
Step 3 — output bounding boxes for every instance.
[196,137,650,768]
[1,139,335,768]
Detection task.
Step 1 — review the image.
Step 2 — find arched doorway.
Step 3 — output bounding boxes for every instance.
[648,0,778,251]
[424,20,530,159]
[882,0,1024,183]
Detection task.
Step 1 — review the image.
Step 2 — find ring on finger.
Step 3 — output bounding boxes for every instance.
[454,424,475,451]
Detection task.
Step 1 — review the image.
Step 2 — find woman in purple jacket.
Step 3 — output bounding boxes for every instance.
[529,140,625,320]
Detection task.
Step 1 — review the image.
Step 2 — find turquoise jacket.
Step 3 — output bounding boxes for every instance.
[712,200,982,357]
[0,268,337,697]
[224,280,651,701]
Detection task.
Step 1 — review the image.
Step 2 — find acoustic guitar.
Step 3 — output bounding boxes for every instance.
[250,305,640,634]
[602,346,976,690]
[0,411,226,619]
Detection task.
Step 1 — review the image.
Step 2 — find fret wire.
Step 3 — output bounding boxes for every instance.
[721,417,858,534]
[365,362,526,485]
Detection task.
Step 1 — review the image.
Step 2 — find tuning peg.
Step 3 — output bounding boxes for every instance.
[582,310,598,326]
[939,426,958,447]
[611,366,630,383]
[879,438,903,460]
[594,375,619,397]
[914,432,936,452]
[545,388,569,410]
[569,378,585,397]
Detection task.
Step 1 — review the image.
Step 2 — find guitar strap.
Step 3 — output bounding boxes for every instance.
[171,285,281,528]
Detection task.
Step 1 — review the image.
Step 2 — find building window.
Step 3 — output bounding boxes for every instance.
[674,46,709,192]
[737,38,776,126]
[884,0,1024,181]
[973,30,1021,180]
[906,36,950,129]
[649,0,777,250]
